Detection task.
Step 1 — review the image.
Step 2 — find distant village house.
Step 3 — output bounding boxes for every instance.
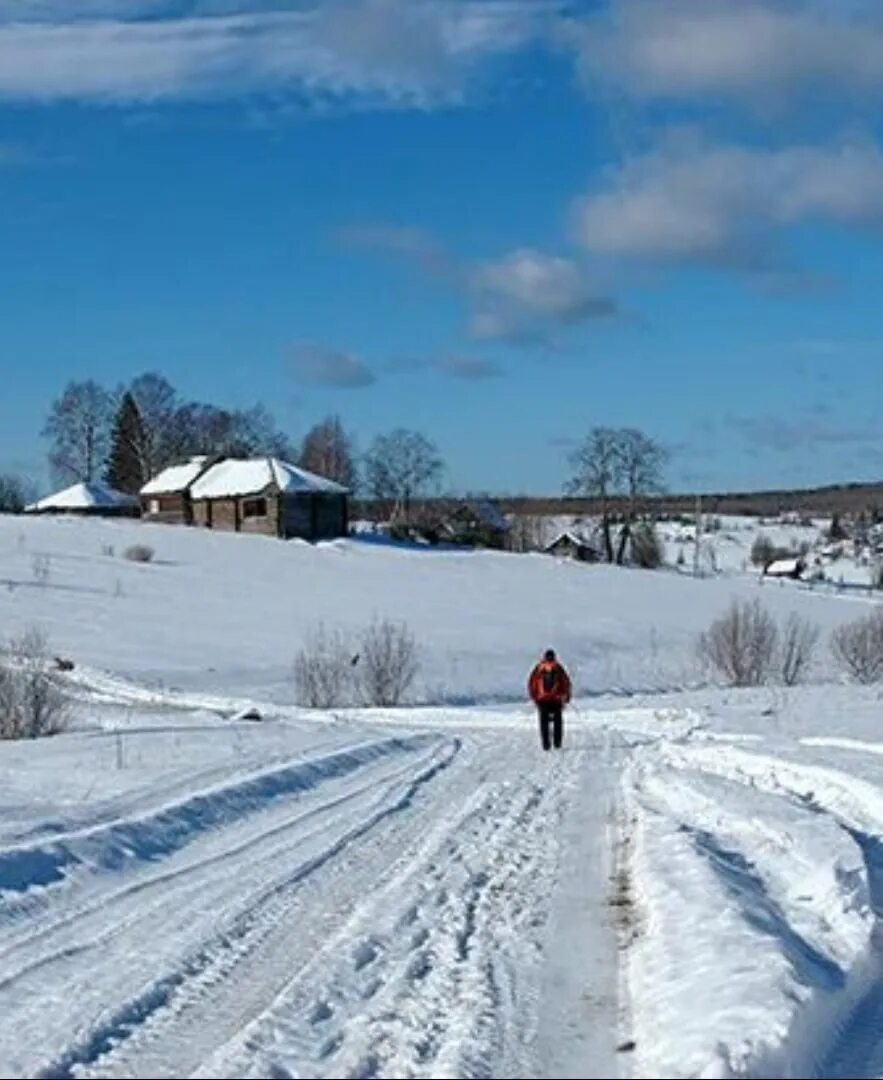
[140,456,349,541]
[544,530,601,563]
[25,481,139,518]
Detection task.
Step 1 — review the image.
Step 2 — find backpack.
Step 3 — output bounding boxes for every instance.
[537,662,562,697]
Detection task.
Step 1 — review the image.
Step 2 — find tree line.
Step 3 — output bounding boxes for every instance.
[2,372,668,566]
[31,373,447,515]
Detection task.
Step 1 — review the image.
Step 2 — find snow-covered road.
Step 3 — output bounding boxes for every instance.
[0,718,621,1080]
[5,666,883,1078]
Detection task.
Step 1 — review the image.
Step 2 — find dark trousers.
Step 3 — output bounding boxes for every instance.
[538,701,563,750]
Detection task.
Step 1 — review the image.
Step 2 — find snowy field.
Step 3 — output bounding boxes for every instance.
[0,514,882,1078]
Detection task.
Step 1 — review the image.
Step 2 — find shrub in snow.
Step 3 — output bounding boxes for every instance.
[831,609,883,684]
[293,624,355,708]
[631,522,663,569]
[778,613,820,686]
[697,599,778,686]
[357,618,420,706]
[124,544,155,563]
[750,534,776,568]
[0,628,70,739]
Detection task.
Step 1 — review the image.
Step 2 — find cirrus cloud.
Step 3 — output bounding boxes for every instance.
[0,0,558,105]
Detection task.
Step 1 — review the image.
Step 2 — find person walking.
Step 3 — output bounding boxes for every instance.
[527,648,572,751]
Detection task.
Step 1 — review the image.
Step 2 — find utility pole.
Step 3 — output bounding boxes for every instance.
[694,494,702,577]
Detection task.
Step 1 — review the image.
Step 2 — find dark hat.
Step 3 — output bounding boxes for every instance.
[543,648,556,661]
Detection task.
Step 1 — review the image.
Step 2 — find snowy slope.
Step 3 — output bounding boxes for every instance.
[0,515,874,702]
[1,513,883,1078]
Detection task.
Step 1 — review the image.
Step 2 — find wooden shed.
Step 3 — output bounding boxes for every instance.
[188,457,349,541]
[544,530,601,562]
[140,456,214,524]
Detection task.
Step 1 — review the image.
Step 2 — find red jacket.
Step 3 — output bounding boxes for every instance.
[528,660,571,705]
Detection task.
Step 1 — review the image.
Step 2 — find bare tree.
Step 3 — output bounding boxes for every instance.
[566,427,666,564]
[168,401,293,461]
[363,428,443,524]
[358,618,420,706]
[697,599,778,686]
[508,513,547,553]
[831,610,883,683]
[565,427,622,562]
[129,372,180,477]
[43,380,114,485]
[615,429,667,563]
[299,415,358,489]
[293,624,355,708]
[0,628,70,739]
[630,521,664,569]
[778,613,819,685]
[750,534,777,568]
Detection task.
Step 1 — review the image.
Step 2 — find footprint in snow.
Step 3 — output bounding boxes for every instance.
[353,938,379,971]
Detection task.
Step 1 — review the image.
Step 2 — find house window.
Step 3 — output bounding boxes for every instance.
[242,497,267,519]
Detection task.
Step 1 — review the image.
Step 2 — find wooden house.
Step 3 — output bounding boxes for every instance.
[544,529,601,563]
[188,457,349,540]
[442,498,511,549]
[140,456,214,524]
[25,482,139,518]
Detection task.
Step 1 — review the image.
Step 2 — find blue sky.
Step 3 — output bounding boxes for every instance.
[1,0,882,496]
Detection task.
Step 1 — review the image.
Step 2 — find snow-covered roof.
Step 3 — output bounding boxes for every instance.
[545,529,597,551]
[25,482,138,512]
[141,457,210,496]
[190,458,348,500]
[764,557,803,576]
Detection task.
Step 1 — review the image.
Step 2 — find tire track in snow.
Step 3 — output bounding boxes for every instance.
[2,739,459,1080]
[651,742,883,1080]
[196,758,567,1080]
[62,741,580,1080]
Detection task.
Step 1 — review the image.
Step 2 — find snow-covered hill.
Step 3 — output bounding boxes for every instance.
[0,514,872,701]
[0,514,882,1078]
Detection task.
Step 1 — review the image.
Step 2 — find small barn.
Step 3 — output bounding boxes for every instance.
[442,498,511,549]
[763,556,805,580]
[25,481,139,518]
[140,456,214,524]
[188,457,349,540]
[544,530,601,563]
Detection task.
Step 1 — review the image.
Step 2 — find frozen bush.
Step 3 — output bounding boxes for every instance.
[631,522,663,569]
[697,599,778,686]
[778,613,819,686]
[750,534,776,568]
[124,544,155,563]
[293,624,354,708]
[0,628,70,739]
[358,618,420,706]
[831,609,883,684]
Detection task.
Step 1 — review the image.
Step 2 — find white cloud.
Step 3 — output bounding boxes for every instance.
[290,341,376,388]
[0,0,554,104]
[570,0,883,108]
[574,135,883,267]
[468,247,616,343]
[472,247,615,321]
